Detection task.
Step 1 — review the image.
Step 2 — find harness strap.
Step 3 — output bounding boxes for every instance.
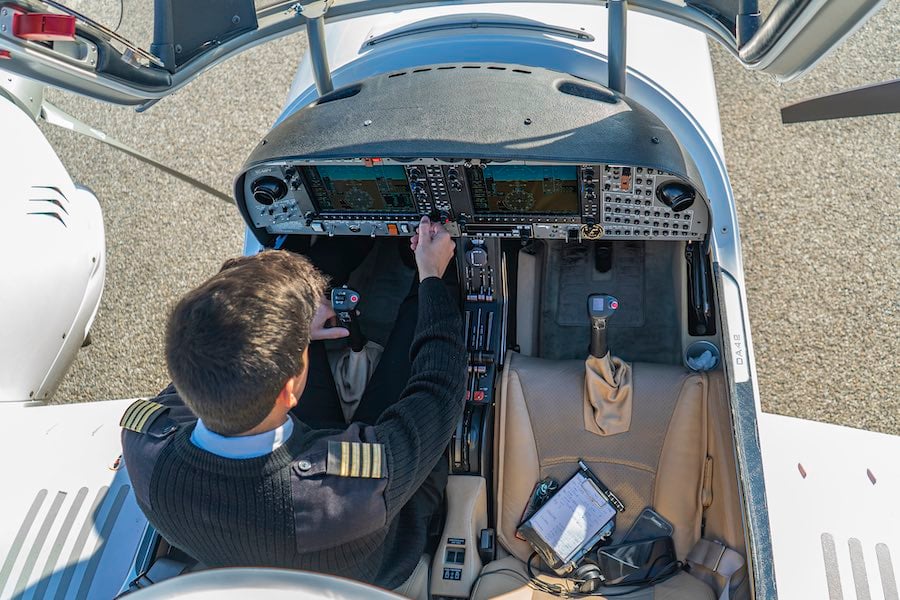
[687,538,745,600]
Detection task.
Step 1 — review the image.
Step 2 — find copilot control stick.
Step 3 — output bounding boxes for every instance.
[588,294,619,358]
[331,286,366,352]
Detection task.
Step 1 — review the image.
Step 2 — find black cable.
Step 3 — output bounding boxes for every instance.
[472,552,685,599]
[113,0,124,32]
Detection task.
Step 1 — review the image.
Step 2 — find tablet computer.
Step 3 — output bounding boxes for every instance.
[516,461,624,574]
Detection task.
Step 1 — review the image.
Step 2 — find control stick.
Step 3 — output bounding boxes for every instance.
[587,294,619,358]
[331,286,366,352]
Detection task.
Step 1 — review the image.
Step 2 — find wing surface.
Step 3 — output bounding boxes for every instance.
[759,412,899,600]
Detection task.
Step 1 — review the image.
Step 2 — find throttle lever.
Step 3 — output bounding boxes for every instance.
[331,286,366,352]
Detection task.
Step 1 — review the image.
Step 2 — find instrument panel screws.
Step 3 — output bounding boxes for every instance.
[363,119,372,126]
[175,44,183,54]
[232,15,241,24]
[524,118,532,125]
[651,137,660,144]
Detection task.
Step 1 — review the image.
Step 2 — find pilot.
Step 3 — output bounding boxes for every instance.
[120,216,465,592]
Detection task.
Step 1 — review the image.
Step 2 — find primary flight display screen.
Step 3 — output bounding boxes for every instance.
[468,165,579,214]
[303,165,415,212]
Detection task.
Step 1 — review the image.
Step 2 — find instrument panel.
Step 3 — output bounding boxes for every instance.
[240,161,709,242]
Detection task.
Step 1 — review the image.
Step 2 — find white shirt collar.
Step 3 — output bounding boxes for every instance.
[190,417,294,459]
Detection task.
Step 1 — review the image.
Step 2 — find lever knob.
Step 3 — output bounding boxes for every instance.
[587,294,619,358]
[655,181,695,212]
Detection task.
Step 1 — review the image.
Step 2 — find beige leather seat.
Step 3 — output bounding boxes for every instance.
[472,352,717,600]
[394,554,431,599]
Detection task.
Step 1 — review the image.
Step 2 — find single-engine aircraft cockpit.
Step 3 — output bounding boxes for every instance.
[0,0,893,595]
[225,61,735,600]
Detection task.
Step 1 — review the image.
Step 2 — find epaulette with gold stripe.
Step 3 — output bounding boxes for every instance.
[327,441,387,479]
[120,399,169,434]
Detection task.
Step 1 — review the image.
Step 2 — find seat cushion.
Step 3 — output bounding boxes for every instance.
[471,556,715,600]
[495,353,709,562]
[393,554,430,599]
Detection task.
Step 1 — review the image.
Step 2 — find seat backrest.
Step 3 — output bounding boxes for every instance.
[495,352,710,562]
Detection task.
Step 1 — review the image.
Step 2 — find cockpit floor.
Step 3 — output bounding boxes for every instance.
[538,241,681,364]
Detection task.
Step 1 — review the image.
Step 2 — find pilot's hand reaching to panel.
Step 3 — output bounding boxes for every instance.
[410,216,455,282]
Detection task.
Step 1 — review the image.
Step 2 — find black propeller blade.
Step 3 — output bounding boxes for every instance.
[781,78,900,124]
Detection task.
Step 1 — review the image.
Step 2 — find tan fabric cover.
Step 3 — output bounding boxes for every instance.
[327,341,384,422]
[584,353,633,436]
[653,374,708,558]
[471,556,715,600]
[695,371,750,600]
[497,353,707,563]
[393,554,430,600]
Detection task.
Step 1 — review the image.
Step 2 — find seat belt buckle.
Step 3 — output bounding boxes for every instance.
[710,540,727,572]
[687,538,727,572]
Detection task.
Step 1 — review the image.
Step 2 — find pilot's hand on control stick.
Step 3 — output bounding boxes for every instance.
[310,298,350,341]
[411,216,455,282]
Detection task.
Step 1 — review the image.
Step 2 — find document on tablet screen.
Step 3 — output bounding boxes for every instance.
[527,472,617,562]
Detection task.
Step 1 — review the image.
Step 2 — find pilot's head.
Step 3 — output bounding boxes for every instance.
[165,251,327,435]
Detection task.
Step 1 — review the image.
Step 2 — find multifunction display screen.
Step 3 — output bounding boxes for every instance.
[303,165,415,212]
[468,166,579,214]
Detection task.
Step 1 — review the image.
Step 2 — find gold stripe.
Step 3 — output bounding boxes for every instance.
[361,443,371,478]
[340,441,350,477]
[133,404,163,432]
[123,401,154,429]
[350,443,361,477]
[372,444,381,479]
[120,400,146,427]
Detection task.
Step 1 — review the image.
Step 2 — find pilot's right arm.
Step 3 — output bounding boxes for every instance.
[373,276,467,518]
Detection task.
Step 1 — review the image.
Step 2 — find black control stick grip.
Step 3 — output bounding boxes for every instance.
[587,294,619,358]
[331,286,367,352]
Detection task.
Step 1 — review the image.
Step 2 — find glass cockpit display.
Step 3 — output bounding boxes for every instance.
[468,166,579,214]
[303,166,415,212]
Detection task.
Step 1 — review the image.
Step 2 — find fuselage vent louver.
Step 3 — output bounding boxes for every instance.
[26,185,69,228]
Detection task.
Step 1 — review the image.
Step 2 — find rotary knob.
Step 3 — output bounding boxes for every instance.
[466,247,488,267]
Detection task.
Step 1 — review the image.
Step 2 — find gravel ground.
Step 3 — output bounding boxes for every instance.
[46,3,899,434]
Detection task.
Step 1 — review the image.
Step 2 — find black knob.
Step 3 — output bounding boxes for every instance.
[251,176,287,205]
[655,181,695,212]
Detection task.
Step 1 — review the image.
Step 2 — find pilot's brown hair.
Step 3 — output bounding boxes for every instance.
[166,250,327,435]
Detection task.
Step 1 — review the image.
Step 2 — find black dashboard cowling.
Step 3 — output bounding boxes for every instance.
[234,63,707,246]
[237,63,700,180]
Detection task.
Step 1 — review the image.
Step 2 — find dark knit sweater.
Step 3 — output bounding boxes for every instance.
[122,277,466,588]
